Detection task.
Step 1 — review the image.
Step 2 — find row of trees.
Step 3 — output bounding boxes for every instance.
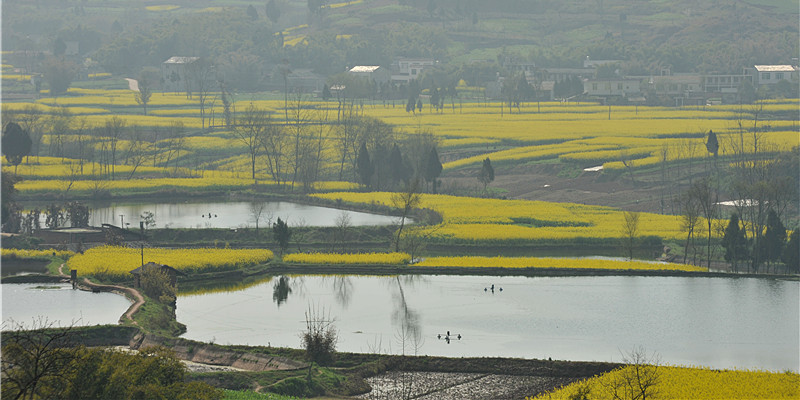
[675,125,798,273]
[233,96,444,192]
[2,108,190,182]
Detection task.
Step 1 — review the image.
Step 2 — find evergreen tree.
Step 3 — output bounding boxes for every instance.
[762,209,786,269]
[478,157,494,192]
[356,142,373,188]
[266,0,281,24]
[781,229,799,274]
[2,122,32,167]
[705,130,719,157]
[721,213,748,272]
[388,144,405,188]
[273,217,291,255]
[322,84,331,101]
[424,147,443,193]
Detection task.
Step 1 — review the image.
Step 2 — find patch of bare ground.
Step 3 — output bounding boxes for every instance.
[443,163,673,214]
[358,371,577,400]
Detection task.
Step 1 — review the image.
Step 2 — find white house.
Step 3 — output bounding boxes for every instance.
[161,56,200,93]
[348,66,390,86]
[753,65,798,86]
[391,58,436,84]
[584,78,640,98]
[651,74,703,97]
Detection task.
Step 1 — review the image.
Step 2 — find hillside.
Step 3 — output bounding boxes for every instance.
[2,0,797,80]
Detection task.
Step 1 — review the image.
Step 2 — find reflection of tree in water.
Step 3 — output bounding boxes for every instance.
[330,276,353,308]
[390,276,425,350]
[272,276,292,306]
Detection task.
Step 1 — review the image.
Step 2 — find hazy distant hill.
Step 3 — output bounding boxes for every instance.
[2,0,797,79]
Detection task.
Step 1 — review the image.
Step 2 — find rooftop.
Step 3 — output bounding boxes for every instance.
[349,66,381,73]
[754,65,797,72]
[163,56,200,64]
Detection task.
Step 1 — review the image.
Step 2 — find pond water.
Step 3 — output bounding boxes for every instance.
[176,275,799,372]
[84,200,398,229]
[2,283,132,329]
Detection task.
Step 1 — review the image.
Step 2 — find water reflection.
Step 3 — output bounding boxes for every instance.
[329,276,353,308]
[273,276,292,307]
[175,275,800,371]
[78,200,398,229]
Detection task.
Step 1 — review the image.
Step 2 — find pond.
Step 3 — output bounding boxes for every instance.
[2,283,132,329]
[30,200,398,229]
[176,275,799,372]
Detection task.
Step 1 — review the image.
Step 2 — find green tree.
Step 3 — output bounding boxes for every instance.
[738,79,756,104]
[43,56,78,96]
[781,229,799,274]
[2,122,32,168]
[65,201,90,228]
[62,346,222,400]
[705,129,718,157]
[722,213,749,272]
[424,146,443,193]
[356,142,373,188]
[246,4,259,20]
[302,305,338,370]
[322,84,331,101]
[478,157,494,192]
[761,209,786,271]
[266,0,281,25]
[1,320,77,400]
[273,217,291,255]
[1,172,22,233]
[139,265,177,304]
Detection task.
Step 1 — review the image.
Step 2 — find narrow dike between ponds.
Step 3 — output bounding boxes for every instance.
[58,263,144,326]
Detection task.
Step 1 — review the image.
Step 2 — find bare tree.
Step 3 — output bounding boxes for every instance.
[233,103,267,180]
[133,68,158,115]
[333,104,362,181]
[302,304,338,380]
[161,121,186,173]
[332,210,351,252]
[621,211,640,260]
[1,318,77,400]
[599,346,661,400]
[186,59,214,129]
[123,127,150,180]
[248,202,271,232]
[687,177,717,270]
[678,192,702,265]
[391,178,423,252]
[261,119,287,187]
[102,116,126,180]
[287,91,312,190]
[46,106,72,160]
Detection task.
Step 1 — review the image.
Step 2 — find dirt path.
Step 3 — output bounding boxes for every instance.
[59,263,144,326]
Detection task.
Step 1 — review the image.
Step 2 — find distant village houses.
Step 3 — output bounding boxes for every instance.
[161,56,200,93]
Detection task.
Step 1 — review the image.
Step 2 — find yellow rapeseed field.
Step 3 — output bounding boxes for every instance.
[415,256,705,272]
[313,192,700,242]
[532,366,800,399]
[66,246,273,277]
[1,248,75,260]
[283,252,411,265]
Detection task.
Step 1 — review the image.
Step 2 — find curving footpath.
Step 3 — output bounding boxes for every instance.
[59,263,144,326]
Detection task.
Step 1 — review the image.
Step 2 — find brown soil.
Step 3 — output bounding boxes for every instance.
[444,162,669,213]
[359,372,577,400]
